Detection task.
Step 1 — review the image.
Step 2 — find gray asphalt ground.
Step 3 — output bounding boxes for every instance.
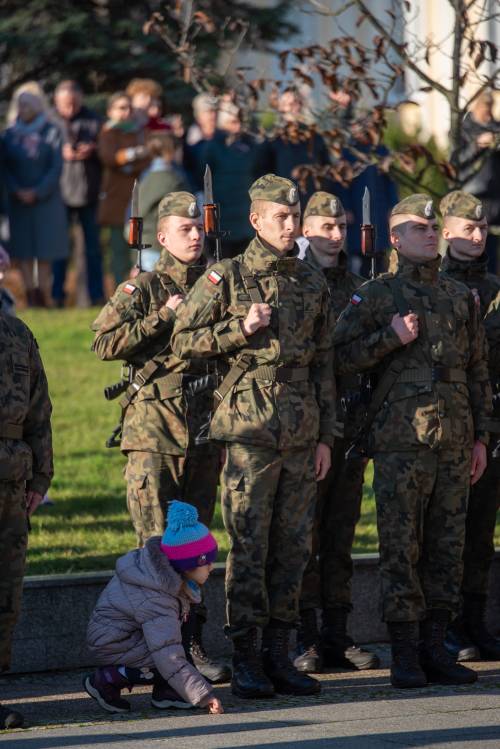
[2,647,500,748]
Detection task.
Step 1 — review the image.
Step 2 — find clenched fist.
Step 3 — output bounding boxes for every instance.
[165,293,184,311]
[241,303,272,337]
[391,312,419,345]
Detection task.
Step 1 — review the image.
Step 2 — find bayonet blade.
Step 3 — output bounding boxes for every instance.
[362,186,371,225]
[204,164,214,204]
[131,179,139,218]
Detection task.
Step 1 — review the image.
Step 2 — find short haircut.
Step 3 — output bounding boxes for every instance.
[107,91,130,110]
[55,80,82,97]
[147,134,177,159]
[250,199,268,216]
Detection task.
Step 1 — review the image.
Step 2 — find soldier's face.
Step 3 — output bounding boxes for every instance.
[390,216,439,262]
[250,202,301,254]
[303,214,347,264]
[157,216,205,264]
[443,216,488,259]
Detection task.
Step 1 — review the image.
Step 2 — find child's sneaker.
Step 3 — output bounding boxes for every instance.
[151,678,194,710]
[83,667,131,713]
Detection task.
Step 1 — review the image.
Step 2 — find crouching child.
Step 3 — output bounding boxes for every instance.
[84,501,224,714]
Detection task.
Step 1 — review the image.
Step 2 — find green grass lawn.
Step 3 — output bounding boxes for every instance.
[20,308,495,576]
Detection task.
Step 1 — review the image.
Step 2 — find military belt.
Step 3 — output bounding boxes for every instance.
[242,366,309,382]
[0,423,23,439]
[396,367,467,384]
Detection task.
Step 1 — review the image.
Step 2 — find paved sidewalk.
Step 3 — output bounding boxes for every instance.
[2,647,500,748]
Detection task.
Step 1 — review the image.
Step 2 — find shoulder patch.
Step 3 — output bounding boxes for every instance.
[351,293,363,306]
[207,269,223,286]
[123,283,137,295]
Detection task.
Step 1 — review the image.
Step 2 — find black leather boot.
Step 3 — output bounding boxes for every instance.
[263,625,321,695]
[463,593,500,661]
[387,621,427,689]
[293,608,323,673]
[182,611,231,684]
[420,609,477,684]
[444,616,480,662]
[322,607,380,670]
[0,703,24,730]
[232,628,275,699]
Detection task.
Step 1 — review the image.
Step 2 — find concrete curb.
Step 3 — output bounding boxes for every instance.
[11,552,500,674]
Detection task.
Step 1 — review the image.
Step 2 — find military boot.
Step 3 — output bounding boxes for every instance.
[463,593,500,660]
[0,703,24,730]
[387,622,427,688]
[293,608,323,673]
[322,607,380,670]
[183,611,231,684]
[263,625,321,695]
[231,628,275,699]
[83,666,132,713]
[420,610,477,685]
[444,616,480,662]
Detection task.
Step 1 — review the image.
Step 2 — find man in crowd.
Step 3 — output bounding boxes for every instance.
[184,93,219,196]
[0,307,53,729]
[294,191,379,673]
[91,191,229,684]
[53,80,104,307]
[172,174,335,699]
[334,194,492,689]
[440,190,500,661]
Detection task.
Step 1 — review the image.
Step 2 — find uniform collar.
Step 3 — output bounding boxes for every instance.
[304,245,347,280]
[396,253,441,285]
[155,249,206,288]
[243,235,299,274]
[441,247,489,280]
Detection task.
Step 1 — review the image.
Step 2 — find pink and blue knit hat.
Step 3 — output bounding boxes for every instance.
[161,500,218,572]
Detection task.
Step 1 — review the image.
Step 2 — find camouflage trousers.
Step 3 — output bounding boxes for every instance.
[221,442,317,639]
[461,446,500,597]
[373,449,470,623]
[0,481,28,672]
[300,439,365,613]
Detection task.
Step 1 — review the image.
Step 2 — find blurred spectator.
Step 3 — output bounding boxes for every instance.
[184,93,218,195]
[97,92,150,285]
[128,133,189,271]
[460,90,500,271]
[0,244,15,315]
[266,87,331,205]
[126,78,172,134]
[205,102,266,258]
[52,80,104,307]
[2,89,68,306]
[6,81,52,126]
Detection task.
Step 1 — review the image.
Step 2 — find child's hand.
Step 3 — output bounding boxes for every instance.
[206,696,224,714]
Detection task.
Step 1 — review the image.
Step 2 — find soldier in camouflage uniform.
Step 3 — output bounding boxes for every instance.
[0,307,53,729]
[172,174,336,699]
[440,191,500,662]
[294,191,379,673]
[91,192,229,684]
[334,194,492,689]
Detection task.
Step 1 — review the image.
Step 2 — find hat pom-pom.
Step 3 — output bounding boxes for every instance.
[167,500,199,532]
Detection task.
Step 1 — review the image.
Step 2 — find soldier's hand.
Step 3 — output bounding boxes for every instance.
[241,303,272,337]
[470,440,487,485]
[391,312,419,345]
[315,442,331,482]
[26,490,44,516]
[166,294,185,311]
[206,696,224,714]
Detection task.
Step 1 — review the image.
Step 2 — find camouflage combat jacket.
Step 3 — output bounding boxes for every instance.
[0,311,53,492]
[440,250,500,317]
[303,247,365,441]
[91,251,217,455]
[171,236,336,450]
[333,254,492,452]
[484,292,500,380]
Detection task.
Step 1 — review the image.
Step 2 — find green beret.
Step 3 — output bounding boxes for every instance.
[304,191,345,220]
[391,193,436,220]
[158,192,200,220]
[440,190,485,221]
[249,173,300,206]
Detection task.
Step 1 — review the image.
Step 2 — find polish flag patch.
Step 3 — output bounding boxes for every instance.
[351,293,363,305]
[207,270,223,285]
[123,283,137,295]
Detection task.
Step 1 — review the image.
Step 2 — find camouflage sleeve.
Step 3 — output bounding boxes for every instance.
[333,283,403,375]
[484,291,500,377]
[91,282,175,361]
[23,335,53,495]
[171,265,248,360]
[313,290,337,447]
[467,294,493,444]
